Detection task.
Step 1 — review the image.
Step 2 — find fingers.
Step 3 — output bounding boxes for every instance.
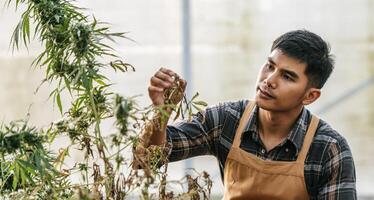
[159,67,175,77]
[155,70,174,83]
[151,67,187,91]
[150,76,171,88]
[150,67,175,88]
[148,85,163,93]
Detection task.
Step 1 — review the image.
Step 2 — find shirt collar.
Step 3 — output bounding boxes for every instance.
[286,108,311,155]
[243,104,311,155]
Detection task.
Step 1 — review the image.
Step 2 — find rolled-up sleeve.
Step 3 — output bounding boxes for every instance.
[166,103,227,162]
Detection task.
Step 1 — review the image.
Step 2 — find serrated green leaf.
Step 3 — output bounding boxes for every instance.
[56,91,63,115]
[64,76,73,96]
[22,12,30,48]
[17,159,36,176]
[10,22,21,51]
[192,101,208,107]
[12,162,19,189]
[191,92,199,101]
[94,79,107,86]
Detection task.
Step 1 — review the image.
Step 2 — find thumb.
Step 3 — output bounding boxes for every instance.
[180,79,187,92]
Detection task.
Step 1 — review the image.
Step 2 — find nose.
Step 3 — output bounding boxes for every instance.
[264,72,277,89]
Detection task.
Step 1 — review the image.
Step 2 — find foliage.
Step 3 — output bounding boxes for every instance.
[1,0,211,199]
[0,120,73,199]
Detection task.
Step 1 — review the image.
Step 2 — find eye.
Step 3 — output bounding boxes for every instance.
[282,74,294,81]
[266,63,274,70]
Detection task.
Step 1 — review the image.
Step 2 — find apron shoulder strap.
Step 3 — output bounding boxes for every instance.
[231,102,319,164]
[296,115,320,163]
[232,101,256,148]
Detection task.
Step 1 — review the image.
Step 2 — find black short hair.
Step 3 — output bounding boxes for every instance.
[271,30,334,89]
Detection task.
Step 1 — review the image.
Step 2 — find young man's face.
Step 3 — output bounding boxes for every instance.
[255,48,313,112]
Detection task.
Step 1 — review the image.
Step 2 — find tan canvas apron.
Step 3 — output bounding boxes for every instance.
[223,101,319,200]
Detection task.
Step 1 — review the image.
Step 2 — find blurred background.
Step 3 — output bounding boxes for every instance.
[0,0,373,198]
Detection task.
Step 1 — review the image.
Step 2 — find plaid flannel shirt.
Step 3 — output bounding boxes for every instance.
[166,100,356,199]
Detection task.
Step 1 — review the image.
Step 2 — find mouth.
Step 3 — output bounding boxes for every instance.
[257,87,275,99]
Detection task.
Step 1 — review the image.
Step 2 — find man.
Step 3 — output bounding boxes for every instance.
[146,30,356,199]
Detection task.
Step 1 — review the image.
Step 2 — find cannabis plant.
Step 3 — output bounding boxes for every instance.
[1,0,212,199]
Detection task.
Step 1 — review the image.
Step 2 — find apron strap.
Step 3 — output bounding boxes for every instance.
[296,115,320,163]
[231,101,319,164]
[232,101,256,148]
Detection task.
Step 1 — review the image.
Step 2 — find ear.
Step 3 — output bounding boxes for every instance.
[302,88,321,105]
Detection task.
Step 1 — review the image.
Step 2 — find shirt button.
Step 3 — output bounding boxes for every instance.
[261,149,265,154]
[285,148,289,152]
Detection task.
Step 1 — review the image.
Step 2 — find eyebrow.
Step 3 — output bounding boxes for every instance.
[267,57,300,79]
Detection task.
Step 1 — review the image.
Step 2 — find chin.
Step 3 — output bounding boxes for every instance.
[254,95,283,112]
[254,95,273,110]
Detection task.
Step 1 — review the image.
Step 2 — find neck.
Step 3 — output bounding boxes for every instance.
[258,105,304,140]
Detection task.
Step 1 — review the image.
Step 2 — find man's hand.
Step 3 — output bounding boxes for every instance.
[148,67,187,106]
[133,68,187,169]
